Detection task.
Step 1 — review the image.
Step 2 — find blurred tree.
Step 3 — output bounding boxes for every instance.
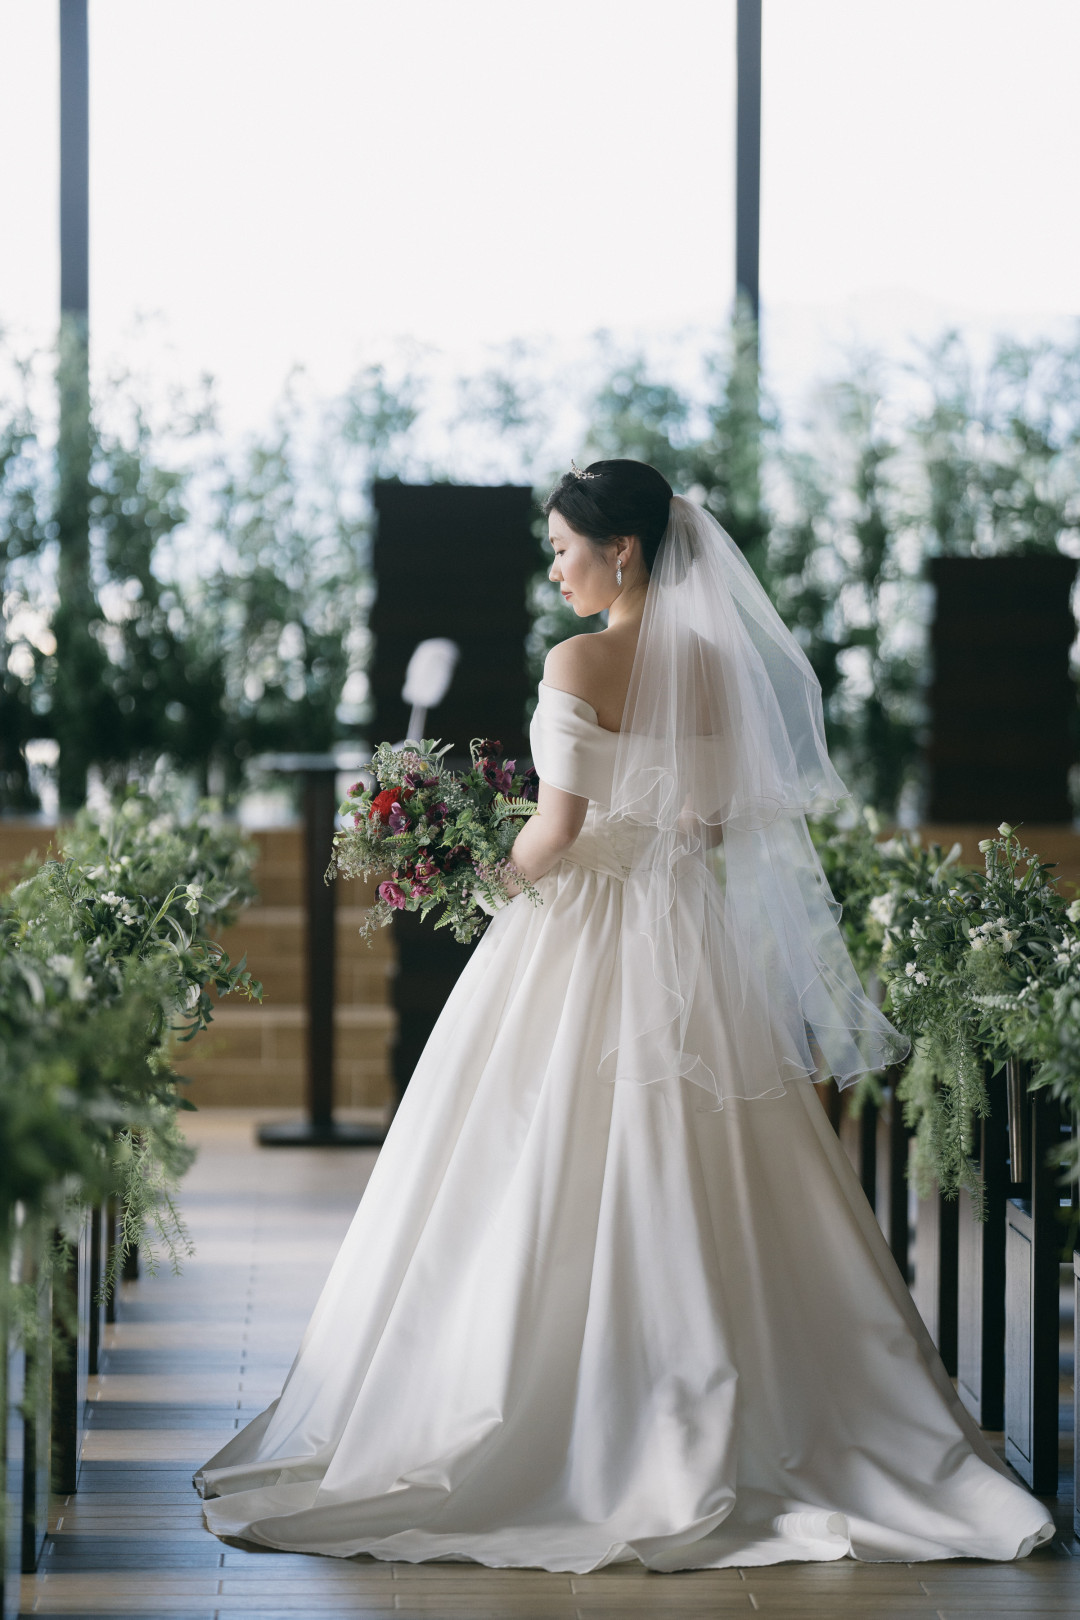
[53,317,111,809]
[0,352,49,810]
[87,387,227,788]
[585,306,771,580]
[772,366,922,811]
[911,330,1080,558]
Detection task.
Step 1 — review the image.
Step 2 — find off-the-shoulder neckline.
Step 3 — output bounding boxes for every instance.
[537,680,620,735]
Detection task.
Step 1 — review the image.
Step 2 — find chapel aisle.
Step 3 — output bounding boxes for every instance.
[19,1109,1080,1620]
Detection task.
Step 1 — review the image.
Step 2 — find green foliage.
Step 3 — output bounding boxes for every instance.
[0,792,261,1258]
[813,814,1080,1195]
[0,349,50,809]
[0,341,422,809]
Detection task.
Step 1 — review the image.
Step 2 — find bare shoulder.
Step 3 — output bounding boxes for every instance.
[542,634,606,703]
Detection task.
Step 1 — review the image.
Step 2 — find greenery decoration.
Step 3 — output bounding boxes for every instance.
[813,813,1080,1198]
[0,792,261,1274]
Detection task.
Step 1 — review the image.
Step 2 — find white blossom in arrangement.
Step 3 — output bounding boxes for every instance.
[99,890,122,907]
[1067,899,1080,924]
[971,936,987,952]
[868,893,896,930]
[914,971,928,986]
[978,839,994,854]
[1055,951,1072,967]
[998,822,1013,837]
[999,929,1019,953]
[184,982,201,1010]
[905,961,917,977]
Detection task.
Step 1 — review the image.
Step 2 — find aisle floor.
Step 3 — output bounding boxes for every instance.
[19,1108,1080,1619]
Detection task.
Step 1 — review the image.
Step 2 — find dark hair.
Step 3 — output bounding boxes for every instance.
[542,459,673,573]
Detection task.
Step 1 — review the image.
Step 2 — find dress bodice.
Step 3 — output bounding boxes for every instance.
[528,681,618,805]
[529,681,636,880]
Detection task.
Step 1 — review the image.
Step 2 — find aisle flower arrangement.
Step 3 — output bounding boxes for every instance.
[813,812,1080,1197]
[332,737,540,943]
[0,792,261,1279]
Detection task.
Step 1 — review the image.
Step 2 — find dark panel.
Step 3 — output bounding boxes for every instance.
[50,1214,91,1495]
[370,484,534,1105]
[371,483,535,763]
[1003,1091,1062,1493]
[912,1185,959,1375]
[927,556,1077,822]
[874,1070,913,1280]
[956,1068,1007,1430]
[1004,1218,1032,1457]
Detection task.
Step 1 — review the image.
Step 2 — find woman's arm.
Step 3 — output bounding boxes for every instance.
[508,778,588,889]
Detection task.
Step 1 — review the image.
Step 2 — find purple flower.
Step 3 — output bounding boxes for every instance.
[388,801,410,833]
[482,760,514,795]
[520,766,540,802]
[378,880,409,910]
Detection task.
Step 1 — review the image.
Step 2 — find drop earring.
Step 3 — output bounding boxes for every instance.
[616,559,623,587]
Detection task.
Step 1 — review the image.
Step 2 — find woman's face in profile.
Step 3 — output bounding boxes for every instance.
[547,511,617,618]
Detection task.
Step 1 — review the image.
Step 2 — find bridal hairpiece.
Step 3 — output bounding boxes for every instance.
[569,459,597,480]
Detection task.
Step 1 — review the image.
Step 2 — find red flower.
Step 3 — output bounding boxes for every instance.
[369,786,414,824]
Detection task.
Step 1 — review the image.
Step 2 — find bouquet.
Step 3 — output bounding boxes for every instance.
[332,737,542,943]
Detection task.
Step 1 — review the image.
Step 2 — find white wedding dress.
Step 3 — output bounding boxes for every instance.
[196,681,1053,1570]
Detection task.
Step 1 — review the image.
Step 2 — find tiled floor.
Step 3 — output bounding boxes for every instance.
[19,1108,1080,1619]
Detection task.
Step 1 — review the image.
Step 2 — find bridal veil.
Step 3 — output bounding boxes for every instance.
[601,493,908,1105]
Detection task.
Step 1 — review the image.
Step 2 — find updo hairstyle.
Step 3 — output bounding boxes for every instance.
[542,459,673,574]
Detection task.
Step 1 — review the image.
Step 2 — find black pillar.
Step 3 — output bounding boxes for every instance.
[56,0,97,811]
[60,1,89,318]
[258,758,380,1147]
[735,0,762,326]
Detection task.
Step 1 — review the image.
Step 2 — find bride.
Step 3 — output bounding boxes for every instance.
[196,459,1053,1570]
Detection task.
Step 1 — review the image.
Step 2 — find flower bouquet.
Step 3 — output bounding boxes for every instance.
[332,737,542,943]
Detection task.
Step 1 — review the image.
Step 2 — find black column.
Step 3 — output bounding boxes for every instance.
[735,0,762,325]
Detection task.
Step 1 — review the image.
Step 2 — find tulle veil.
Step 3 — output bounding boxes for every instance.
[601,493,908,1105]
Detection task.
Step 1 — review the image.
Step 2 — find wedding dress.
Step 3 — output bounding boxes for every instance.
[195,674,1053,1570]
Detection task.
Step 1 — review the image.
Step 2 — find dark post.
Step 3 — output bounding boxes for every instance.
[956,1065,1007,1429]
[1003,1086,1062,1493]
[56,0,98,811]
[257,758,380,1147]
[735,0,762,327]
[60,1,89,321]
[304,769,337,1135]
[912,1186,959,1376]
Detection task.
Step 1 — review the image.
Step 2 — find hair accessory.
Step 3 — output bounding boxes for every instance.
[569,459,597,480]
